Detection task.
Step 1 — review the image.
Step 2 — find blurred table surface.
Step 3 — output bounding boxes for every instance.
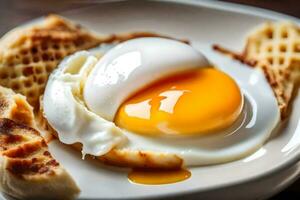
[0,0,299,199]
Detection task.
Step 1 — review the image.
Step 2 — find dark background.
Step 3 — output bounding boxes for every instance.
[224,0,300,18]
[0,0,299,199]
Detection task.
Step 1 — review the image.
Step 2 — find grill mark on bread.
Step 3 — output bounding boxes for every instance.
[0,118,37,136]
[6,157,58,176]
[46,159,59,167]
[3,140,46,158]
[0,119,60,177]
[43,151,51,157]
[1,134,23,144]
[6,158,41,175]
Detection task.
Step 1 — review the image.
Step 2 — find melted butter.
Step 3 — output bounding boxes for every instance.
[128,168,191,185]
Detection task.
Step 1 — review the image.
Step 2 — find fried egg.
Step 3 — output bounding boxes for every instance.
[43,38,280,166]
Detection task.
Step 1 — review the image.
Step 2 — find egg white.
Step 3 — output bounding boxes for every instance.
[43,38,280,166]
[84,38,208,121]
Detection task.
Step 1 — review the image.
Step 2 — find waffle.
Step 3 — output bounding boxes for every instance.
[0,14,103,109]
[214,21,300,118]
[0,87,79,199]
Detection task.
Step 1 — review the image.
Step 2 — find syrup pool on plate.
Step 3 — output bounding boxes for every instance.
[128,168,191,185]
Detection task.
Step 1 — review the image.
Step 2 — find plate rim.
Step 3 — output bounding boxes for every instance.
[65,0,300,199]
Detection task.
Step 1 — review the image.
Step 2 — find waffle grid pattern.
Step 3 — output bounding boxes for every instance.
[245,21,300,117]
[0,15,102,108]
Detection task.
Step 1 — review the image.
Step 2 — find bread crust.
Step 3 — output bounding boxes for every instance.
[0,86,79,200]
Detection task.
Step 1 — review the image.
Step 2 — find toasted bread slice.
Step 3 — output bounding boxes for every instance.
[214,21,300,118]
[0,14,103,109]
[0,87,79,199]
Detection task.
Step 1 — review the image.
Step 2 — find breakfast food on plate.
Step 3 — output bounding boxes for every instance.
[0,11,296,197]
[213,21,300,118]
[0,86,79,200]
[0,14,194,186]
[0,14,102,109]
[42,37,280,169]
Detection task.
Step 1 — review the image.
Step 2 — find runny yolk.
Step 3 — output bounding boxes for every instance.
[114,67,243,136]
[128,168,191,185]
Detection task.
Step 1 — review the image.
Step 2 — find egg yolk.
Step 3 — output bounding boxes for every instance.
[114,67,242,136]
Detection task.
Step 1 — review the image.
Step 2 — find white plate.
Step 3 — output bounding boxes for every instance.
[3,1,300,200]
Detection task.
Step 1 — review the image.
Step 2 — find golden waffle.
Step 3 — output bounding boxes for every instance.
[245,21,300,117]
[0,14,103,109]
[214,21,300,118]
[0,87,79,199]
